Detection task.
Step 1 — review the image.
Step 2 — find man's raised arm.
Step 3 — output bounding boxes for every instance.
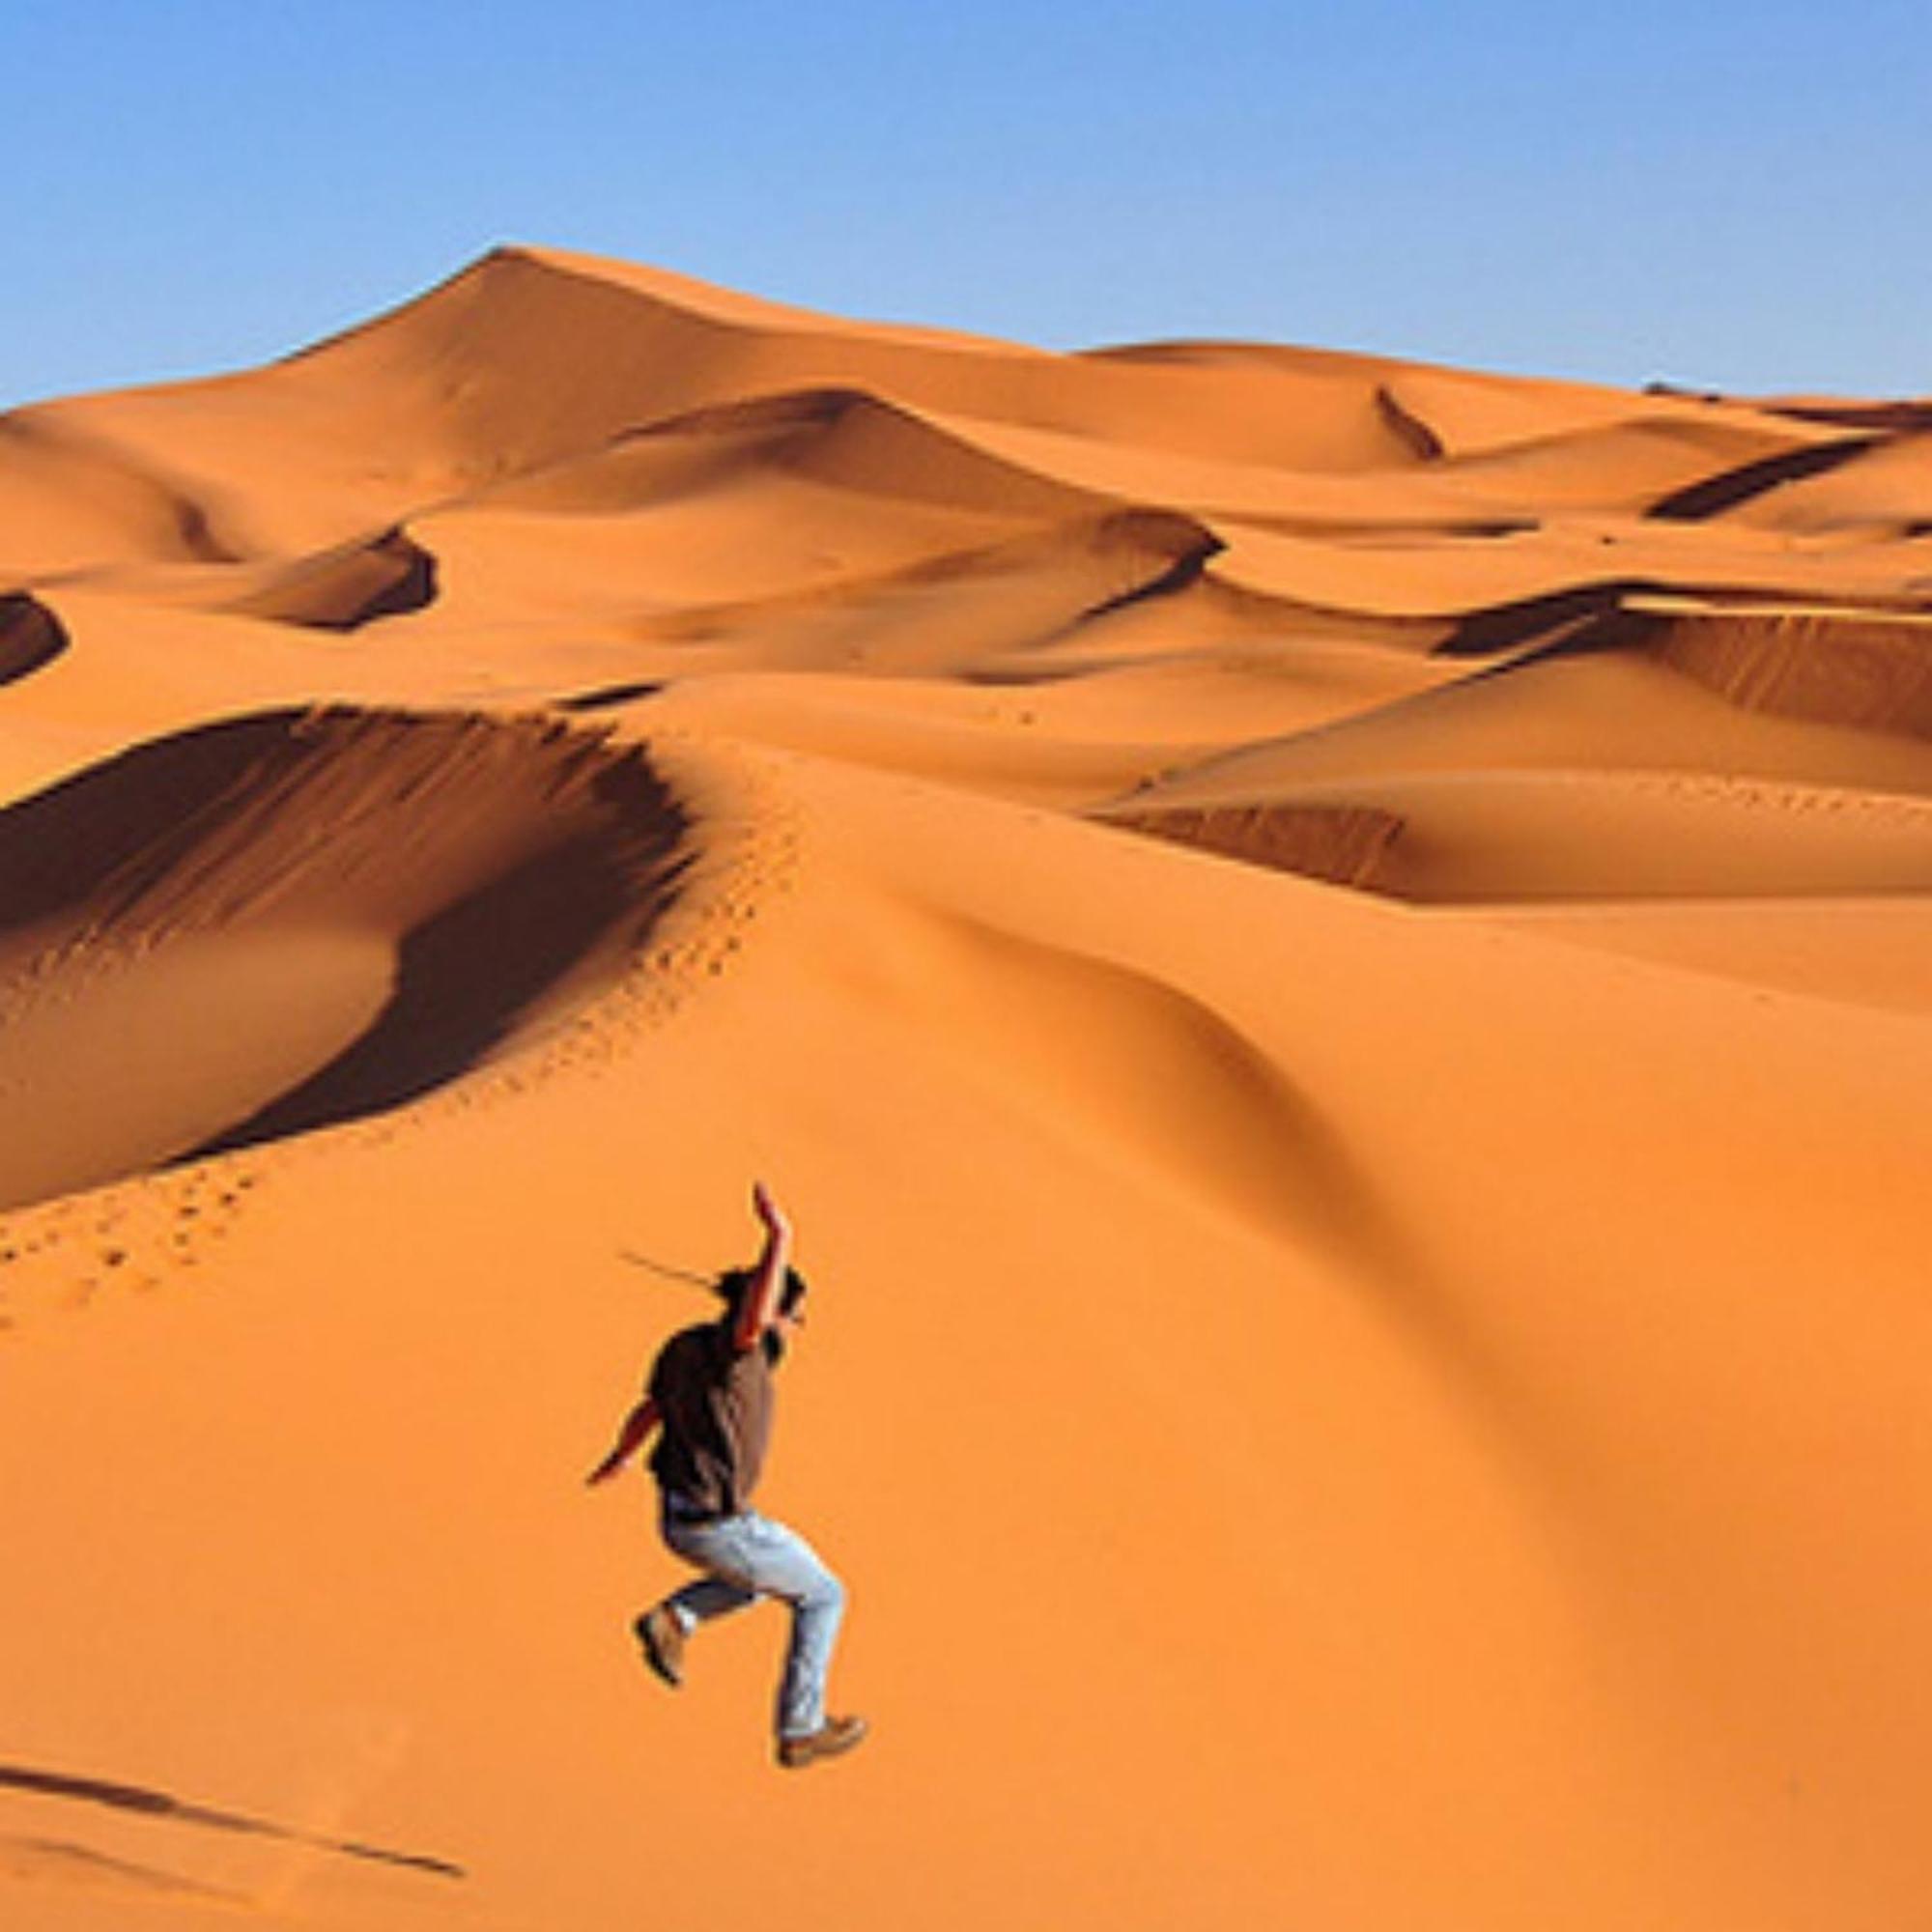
[731,1181,794,1353]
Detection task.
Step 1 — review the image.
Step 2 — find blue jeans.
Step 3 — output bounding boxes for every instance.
[659,1508,846,1741]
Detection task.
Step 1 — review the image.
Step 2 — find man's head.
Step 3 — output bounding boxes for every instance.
[714,1264,810,1357]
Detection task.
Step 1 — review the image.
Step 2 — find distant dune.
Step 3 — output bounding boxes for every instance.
[1,248,1927,1932]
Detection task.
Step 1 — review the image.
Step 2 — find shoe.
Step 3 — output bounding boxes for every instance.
[635,1606,685,1688]
[776,1715,868,1769]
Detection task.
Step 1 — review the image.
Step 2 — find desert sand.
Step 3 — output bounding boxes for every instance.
[0,246,1928,1930]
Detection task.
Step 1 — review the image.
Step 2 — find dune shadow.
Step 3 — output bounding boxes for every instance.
[1077,515,1224,621]
[1374,382,1444,461]
[1432,579,1661,659]
[1645,435,1880,521]
[227,526,439,631]
[554,678,665,712]
[0,592,69,686]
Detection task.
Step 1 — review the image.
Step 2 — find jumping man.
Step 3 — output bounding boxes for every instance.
[587,1182,866,1769]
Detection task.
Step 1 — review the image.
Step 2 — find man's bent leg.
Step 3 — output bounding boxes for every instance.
[640,1519,759,1687]
[664,1572,758,1630]
[661,1519,761,1633]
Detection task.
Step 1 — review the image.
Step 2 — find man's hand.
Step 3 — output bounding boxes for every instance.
[752,1180,791,1235]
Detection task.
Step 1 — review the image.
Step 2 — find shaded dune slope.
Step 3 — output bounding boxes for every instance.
[1111,801,1404,890]
[1620,601,1932,740]
[0,593,68,685]
[0,708,691,1209]
[218,526,440,630]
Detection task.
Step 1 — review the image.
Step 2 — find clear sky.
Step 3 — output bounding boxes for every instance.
[5,0,1927,408]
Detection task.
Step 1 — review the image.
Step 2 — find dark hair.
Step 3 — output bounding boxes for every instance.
[713,1264,810,1322]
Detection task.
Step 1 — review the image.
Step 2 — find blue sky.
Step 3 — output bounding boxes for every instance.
[5,0,1927,407]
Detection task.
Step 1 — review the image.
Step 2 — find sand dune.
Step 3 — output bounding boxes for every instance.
[1,249,1929,1932]
[0,708,688,1208]
[1112,769,1932,902]
[1127,600,1932,812]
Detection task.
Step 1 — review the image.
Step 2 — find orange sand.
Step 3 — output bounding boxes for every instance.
[1,248,1928,1931]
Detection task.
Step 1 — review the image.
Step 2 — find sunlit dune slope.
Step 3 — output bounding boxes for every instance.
[1,248,1929,1932]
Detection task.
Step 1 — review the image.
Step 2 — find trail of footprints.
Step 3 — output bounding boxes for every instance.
[347,730,805,1126]
[0,1161,265,1331]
